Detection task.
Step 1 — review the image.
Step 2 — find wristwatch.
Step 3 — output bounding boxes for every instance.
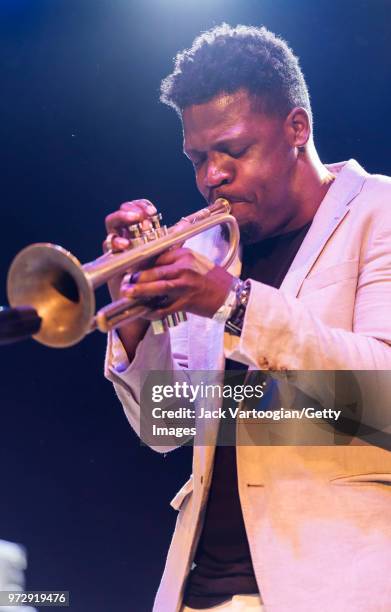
[224,278,251,336]
[212,277,251,336]
[211,279,238,323]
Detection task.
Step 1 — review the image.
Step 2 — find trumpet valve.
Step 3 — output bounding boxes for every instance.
[128,213,168,246]
[128,224,142,239]
[151,311,187,335]
[150,213,163,229]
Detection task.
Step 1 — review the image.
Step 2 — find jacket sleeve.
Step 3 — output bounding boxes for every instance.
[224,280,391,370]
[104,322,189,453]
[224,217,391,370]
[103,228,229,453]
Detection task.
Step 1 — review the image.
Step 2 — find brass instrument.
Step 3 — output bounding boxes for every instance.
[6,198,239,348]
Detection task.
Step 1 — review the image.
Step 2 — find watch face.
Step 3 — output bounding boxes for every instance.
[224,280,251,335]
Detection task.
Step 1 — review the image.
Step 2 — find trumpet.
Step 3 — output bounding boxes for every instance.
[6,198,239,348]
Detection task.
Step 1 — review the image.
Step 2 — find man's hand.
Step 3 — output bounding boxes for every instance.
[119,247,235,320]
[103,198,235,361]
[104,198,158,302]
[103,198,158,361]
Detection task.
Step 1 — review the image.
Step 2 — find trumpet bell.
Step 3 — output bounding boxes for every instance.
[7,243,95,348]
[6,199,239,348]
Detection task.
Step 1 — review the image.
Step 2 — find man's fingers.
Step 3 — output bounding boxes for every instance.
[102,235,130,253]
[105,210,144,234]
[120,199,157,215]
[155,248,189,266]
[135,264,181,283]
[105,200,157,234]
[121,279,182,300]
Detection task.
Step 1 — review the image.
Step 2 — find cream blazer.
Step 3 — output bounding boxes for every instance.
[105,160,391,612]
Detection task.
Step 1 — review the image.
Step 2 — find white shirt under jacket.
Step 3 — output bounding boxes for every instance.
[105,160,391,612]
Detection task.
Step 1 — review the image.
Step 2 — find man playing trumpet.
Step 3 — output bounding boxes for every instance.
[104,24,391,612]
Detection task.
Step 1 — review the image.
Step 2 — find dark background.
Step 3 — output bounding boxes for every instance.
[0,1,390,610]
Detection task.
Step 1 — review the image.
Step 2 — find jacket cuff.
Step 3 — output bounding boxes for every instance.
[224,279,290,369]
[105,324,172,381]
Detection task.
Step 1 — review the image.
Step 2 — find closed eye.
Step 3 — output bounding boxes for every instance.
[228,146,249,158]
[186,144,250,169]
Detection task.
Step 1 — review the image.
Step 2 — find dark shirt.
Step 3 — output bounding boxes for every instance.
[183,222,312,609]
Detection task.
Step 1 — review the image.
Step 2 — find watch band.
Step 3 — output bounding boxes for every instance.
[212,278,240,323]
[224,279,251,336]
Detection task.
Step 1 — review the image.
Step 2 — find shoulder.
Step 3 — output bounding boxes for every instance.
[356,171,391,231]
[361,171,391,203]
[337,159,391,224]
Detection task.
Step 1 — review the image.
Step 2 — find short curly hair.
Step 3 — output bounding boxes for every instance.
[160,23,312,123]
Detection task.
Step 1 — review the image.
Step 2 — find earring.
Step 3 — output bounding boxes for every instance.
[298,145,306,153]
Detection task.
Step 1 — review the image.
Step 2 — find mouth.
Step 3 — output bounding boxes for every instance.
[226,201,251,217]
[228,200,248,207]
[210,195,247,207]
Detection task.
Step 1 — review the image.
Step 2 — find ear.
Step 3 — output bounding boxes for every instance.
[284,107,311,149]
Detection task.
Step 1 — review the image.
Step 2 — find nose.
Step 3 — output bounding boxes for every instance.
[202,153,233,195]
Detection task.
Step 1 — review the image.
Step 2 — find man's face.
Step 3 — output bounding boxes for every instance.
[182,89,301,244]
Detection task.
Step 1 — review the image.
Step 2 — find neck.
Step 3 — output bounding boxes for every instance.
[290,140,335,227]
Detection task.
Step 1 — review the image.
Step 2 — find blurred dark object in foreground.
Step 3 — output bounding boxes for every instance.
[0,306,41,345]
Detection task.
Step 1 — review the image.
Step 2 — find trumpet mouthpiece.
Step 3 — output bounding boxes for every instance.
[211,197,231,214]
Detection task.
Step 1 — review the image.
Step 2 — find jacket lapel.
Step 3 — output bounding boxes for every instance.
[188,159,368,363]
[280,159,368,297]
[188,161,368,465]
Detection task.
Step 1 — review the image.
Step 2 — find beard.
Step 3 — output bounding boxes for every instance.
[221,219,264,246]
[238,220,264,245]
